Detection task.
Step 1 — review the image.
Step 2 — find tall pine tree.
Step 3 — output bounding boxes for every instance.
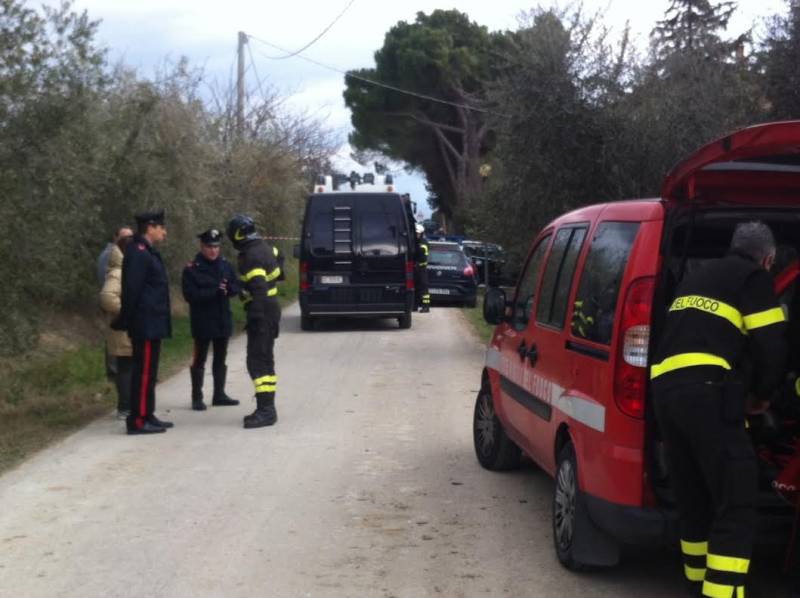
[652,0,739,58]
[762,1,800,119]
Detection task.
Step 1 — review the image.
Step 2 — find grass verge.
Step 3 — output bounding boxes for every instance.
[460,289,495,344]
[0,261,299,475]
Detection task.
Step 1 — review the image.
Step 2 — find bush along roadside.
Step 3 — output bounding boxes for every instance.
[0,260,299,474]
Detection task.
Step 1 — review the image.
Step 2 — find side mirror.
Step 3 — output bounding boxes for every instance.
[292,244,300,259]
[484,287,508,325]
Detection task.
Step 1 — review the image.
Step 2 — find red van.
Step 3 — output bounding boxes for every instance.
[474,121,800,569]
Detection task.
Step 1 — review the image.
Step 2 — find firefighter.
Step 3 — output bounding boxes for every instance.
[226,214,282,429]
[112,209,174,435]
[415,223,430,313]
[650,221,787,597]
[182,228,240,411]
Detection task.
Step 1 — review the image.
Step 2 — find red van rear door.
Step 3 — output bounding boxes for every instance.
[662,121,800,205]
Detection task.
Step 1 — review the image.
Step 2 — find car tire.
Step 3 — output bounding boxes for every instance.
[398,310,412,329]
[553,442,587,571]
[473,385,521,471]
[300,313,315,331]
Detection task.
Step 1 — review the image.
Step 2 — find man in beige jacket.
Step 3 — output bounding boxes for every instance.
[100,234,134,418]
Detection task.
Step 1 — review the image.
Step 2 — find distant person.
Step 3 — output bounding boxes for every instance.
[98,226,133,381]
[227,214,282,429]
[97,226,133,287]
[113,210,173,435]
[182,228,240,411]
[99,233,134,418]
[414,223,430,313]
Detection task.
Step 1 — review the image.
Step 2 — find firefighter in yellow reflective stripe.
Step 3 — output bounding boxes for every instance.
[227,214,282,429]
[651,222,787,597]
[414,223,430,313]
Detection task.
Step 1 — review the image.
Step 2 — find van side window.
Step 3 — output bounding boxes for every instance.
[511,235,551,331]
[309,205,334,256]
[536,226,588,329]
[571,222,640,345]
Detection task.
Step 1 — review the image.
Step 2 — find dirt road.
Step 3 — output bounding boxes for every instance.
[0,305,790,597]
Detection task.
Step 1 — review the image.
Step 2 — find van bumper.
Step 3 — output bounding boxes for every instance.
[584,492,794,547]
[583,493,675,546]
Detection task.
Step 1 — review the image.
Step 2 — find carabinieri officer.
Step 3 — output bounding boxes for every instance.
[182,228,240,411]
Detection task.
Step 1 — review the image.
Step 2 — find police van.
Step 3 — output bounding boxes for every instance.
[296,174,417,330]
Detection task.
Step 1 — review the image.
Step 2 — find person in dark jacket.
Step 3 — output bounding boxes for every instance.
[414,223,430,313]
[182,228,240,411]
[227,214,282,429]
[651,221,787,598]
[113,209,173,435]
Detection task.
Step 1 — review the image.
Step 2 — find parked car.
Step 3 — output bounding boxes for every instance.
[462,241,507,286]
[297,175,416,330]
[427,241,478,307]
[473,121,800,569]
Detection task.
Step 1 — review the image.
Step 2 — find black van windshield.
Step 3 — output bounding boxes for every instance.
[357,196,401,257]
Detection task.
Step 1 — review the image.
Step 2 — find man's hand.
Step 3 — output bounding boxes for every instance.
[219,279,228,295]
[746,395,771,415]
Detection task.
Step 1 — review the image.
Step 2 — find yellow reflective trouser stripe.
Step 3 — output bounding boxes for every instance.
[702,580,739,598]
[681,540,709,557]
[650,353,732,379]
[795,377,800,397]
[685,565,706,582]
[743,307,785,330]
[254,375,277,393]
[265,267,281,281]
[707,554,750,574]
[240,268,267,282]
[669,295,744,333]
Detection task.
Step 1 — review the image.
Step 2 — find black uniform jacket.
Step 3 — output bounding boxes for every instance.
[651,252,787,398]
[115,234,172,340]
[237,238,282,322]
[415,238,429,267]
[182,253,239,339]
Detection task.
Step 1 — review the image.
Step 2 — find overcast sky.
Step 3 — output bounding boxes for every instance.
[62,0,787,214]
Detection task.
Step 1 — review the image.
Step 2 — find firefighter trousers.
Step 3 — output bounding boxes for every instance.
[654,381,757,597]
[416,267,430,307]
[127,338,162,430]
[246,316,279,398]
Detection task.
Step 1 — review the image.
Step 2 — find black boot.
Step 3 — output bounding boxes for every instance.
[243,393,277,429]
[212,364,239,406]
[190,367,206,411]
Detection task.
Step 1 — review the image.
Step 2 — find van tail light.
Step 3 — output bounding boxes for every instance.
[406,261,415,290]
[300,260,310,292]
[613,277,655,419]
[463,264,475,278]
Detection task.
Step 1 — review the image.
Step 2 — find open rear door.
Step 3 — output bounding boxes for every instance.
[662,121,800,205]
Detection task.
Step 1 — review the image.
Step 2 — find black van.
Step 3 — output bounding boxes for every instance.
[297,190,416,330]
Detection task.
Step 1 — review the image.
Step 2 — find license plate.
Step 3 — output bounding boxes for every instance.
[321,276,343,284]
[429,288,450,295]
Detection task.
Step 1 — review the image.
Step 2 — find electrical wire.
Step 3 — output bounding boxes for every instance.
[255,0,357,60]
[247,34,509,117]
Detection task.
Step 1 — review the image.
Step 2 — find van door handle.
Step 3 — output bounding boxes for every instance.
[527,344,539,367]
[517,340,527,360]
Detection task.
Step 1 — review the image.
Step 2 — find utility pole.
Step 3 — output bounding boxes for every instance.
[236,31,246,140]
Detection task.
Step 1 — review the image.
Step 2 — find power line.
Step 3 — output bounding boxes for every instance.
[246,40,269,102]
[247,34,509,117]
[255,0,357,60]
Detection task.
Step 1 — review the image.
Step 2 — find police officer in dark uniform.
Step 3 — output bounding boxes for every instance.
[182,228,240,411]
[414,223,431,313]
[650,221,787,597]
[113,210,173,435]
[226,215,283,429]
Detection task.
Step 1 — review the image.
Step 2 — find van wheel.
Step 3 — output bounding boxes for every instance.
[553,442,586,571]
[300,314,315,331]
[398,311,412,329]
[473,386,521,470]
